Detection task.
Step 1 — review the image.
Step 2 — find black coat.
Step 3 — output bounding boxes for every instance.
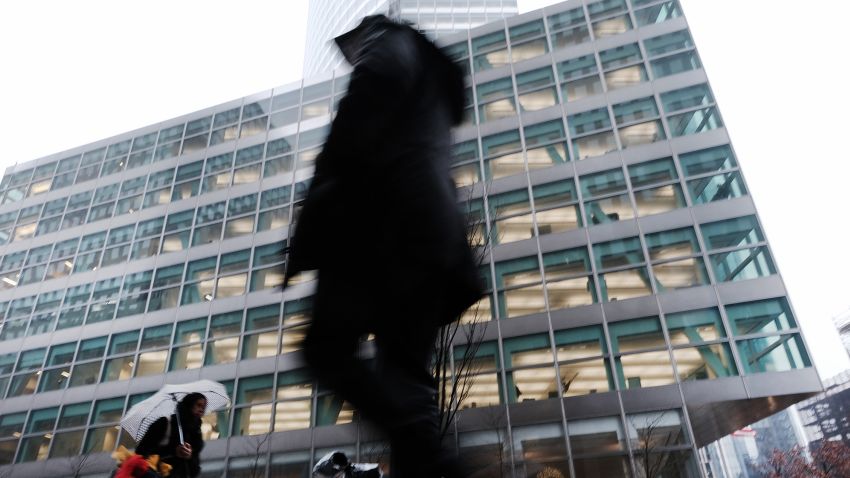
[135,415,204,478]
[286,16,481,323]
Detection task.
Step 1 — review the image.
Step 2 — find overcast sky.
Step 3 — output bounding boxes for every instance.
[1,1,848,379]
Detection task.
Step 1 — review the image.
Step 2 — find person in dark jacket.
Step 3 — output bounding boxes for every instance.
[135,393,207,478]
[285,14,481,478]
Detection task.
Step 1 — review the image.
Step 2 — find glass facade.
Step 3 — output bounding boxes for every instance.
[0,0,818,477]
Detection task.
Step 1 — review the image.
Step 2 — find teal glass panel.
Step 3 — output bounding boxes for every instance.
[0,352,15,374]
[612,97,658,125]
[668,107,722,137]
[91,397,125,424]
[454,340,501,371]
[510,20,545,41]
[246,304,280,331]
[609,317,665,354]
[516,67,555,93]
[471,30,506,55]
[665,308,726,344]
[0,413,26,436]
[174,318,207,344]
[16,349,45,372]
[542,247,592,280]
[688,171,747,204]
[725,298,796,336]
[227,194,258,217]
[644,227,700,261]
[587,0,627,20]
[57,402,91,429]
[236,374,274,405]
[493,256,541,288]
[557,55,598,81]
[109,331,139,355]
[481,130,521,157]
[548,7,586,30]
[651,51,701,78]
[593,237,643,269]
[533,179,577,206]
[673,343,737,380]
[701,216,763,250]
[644,30,694,57]
[135,217,164,238]
[46,343,76,367]
[153,264,184,288]
[568,108,611,136]
[661,84,714,113]
[140,324,173,349]
[679,145,737,176]
[710,246,776,282]
[26,407,59,433]
[77,336,107,360]
[554,325,608,358]
[736,334,810,374]
[628,158,677,187]
[502,333,552,368]
[634,1,682,26]
[489,189,530,219]
[220,249,250,273]
[581,168,626,198]
[599,43,642,70]
[210,312,243,338]
[524,120,565,147]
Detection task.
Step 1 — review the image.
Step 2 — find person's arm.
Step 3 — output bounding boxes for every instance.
[135,417,168,457]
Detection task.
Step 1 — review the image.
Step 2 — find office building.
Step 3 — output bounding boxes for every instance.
[0,0,822,476]
[834,310,850,358]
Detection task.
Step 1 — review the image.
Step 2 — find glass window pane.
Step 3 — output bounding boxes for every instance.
[644,30,694,57]
[609,317,665,354]
[687,171,747,204]
[701,216,763,250]
[673,343,737,381]
[661,84,714,113]
[568,416,626,454]
[593,237,643,269]
[679,145,737,176]
[725,298,796,336]
[645,227,699,261]
[599,267,652,301]
[710,247,776,282]
[175,318,207,343]
[666,308,725,345]
[736,334,810,374]
[616,349,675,389]
[210,311,243,337]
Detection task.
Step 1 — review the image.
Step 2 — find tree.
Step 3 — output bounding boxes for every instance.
[434,187,492,441]
[629,411,691,478]
[754,442,850,478]
[237,431,272,478]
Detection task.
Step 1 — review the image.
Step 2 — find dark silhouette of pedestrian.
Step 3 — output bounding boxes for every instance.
[285,14,482,478]
[135,393,207,478]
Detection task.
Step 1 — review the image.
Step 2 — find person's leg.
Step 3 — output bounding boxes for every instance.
[303,270,407,429]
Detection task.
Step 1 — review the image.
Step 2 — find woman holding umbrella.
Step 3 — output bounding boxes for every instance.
[135,392,207,478]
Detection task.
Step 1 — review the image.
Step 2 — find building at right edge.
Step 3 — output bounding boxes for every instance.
[431,0,822,476]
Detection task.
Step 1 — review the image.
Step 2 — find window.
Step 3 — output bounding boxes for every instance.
[542,247,596,309]
[581,168,633,225]
[489,188,532,245]
[555,325,611,396]
[233,375,274,436]
[613,97,665,149]
[515,67,558,113]
[481,130,523,180]
[524,120,569,169]
[736,334,810,374]
[557,55,602,102]
[645,30,700,78]
[700,216,776,282]
[609,317,675,389]
[599,43,646,91]
[725,298,796,336]
[472,30,509,72]
[274,370,313,431]
[450,140,481,187]
[635,1,682,26]
[662,84,723,137]
[569,108,616,159]
[503,334,556,403]
[494,256,545,319]
[547,7,589,50]
[532,179,580,235]
[680,145,747,205]
[568,416,629,477]
[476,77,515,122]
[593,237,652,301]
[628,158,685,216]
[666,308,737,381]
[644,228,708,291]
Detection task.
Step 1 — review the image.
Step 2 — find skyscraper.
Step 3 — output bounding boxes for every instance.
[303,0,519,77]
[0,0,823,477]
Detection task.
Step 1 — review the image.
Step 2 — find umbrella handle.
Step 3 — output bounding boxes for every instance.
[173,395,186,444]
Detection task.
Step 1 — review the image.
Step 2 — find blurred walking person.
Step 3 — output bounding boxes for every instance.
[285,14,481,478]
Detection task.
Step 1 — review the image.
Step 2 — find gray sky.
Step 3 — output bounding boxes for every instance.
[1,0,848,379]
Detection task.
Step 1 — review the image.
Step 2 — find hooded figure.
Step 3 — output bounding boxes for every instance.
[286,14,481,478]
[135,393,206,478]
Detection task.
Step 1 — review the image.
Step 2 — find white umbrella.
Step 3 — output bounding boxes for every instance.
[121,379,230,444]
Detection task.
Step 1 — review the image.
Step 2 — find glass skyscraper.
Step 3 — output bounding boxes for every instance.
[0,0,823,477]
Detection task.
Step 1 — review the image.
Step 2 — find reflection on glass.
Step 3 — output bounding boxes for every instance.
[619,121,663,148]
[518,88,557,112]
[616,350,676,389]
[456,372,502,409]
[500,284,546,318]
[673,344,737,380]
[710,247,775,282]
[687,172,747,204]
[135,350,167,377]
[600,268,652,301]
[573,131,617,159]
[586,194,634,225]
[568,416,626,455]
[652,258,708,291]
[605,65,646,90]
[593,15,631,38]
[484,152,525,179]
[547,276,595,309]
[736,334,810,374]
[559,358,612,396]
